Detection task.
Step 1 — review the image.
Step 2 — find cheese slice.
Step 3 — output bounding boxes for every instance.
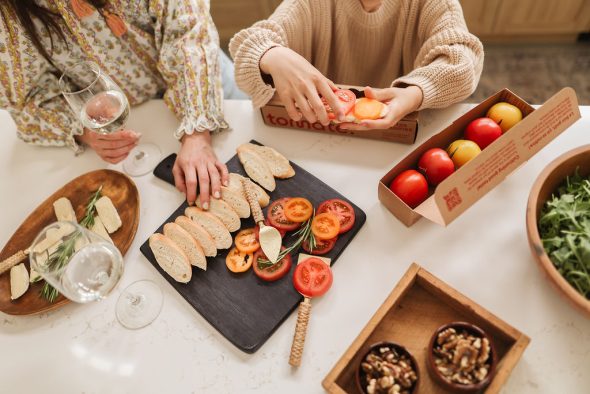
[10,263,29,300]
[53,197,77,222]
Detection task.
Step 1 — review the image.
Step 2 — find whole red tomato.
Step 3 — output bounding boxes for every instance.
[418,148,455,186]
[389,170,429,208]
[465,118,502,149]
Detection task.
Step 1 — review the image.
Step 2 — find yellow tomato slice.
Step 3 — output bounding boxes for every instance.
[311,213,341,241]
[353,98,385,120]
[226,247,254,273]
[234,228,260,253]
[284,198,314,223]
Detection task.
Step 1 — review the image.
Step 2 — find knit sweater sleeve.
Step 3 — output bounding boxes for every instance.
[393,0,484,110]
[229,0,312,108]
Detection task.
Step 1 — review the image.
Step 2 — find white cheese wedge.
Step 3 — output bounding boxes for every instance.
[10,263,29,300]
[95,196,121,234]
[29,266,42,283]
[53,197,77,222]
[91,216,113,243]
[32,223,74,254]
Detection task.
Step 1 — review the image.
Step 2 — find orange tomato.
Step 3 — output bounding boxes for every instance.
[353,98,385,120]
[284,197,314,223]
[234,228,260,253]
[311,213,341,240]
[226,247,254,273]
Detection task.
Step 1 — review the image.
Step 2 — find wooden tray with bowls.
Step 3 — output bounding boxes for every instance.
[323,263,530,394]
[140,142,366,353]
[0,170,140,315]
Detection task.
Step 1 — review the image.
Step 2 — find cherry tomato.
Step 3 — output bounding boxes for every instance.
[486,102,522,133]
[253,247,292,282]
[418,148,455,186]
[353,97,386,120]
[284,197,314,223]
[311,213,340,240]
[293,257,333,298]
[234,228,260,253]
[302,236,337,255]
[317,199,355,234]
[447,140,481,168]
[267,198,300,232]
[389,170,429,208]
[464,118,502,149]
[225,247,254,273]
[322,89,356,119]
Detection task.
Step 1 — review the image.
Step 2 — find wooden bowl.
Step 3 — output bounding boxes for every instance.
[427,322,497,392]
[526,144,590,316]
[355,341,419,394]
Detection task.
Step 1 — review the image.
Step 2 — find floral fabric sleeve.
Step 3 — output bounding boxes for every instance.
[0,9,83,153]
[149,0,228,140]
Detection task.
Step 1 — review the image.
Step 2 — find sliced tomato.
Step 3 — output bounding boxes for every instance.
[322,89,356,120]
[284,197,313,223]
[234,228,260,253]
[293,257,333,298]
[302,236,337,255]
[353,97,385,120]
[226,247,253,273]
[312,213,340,240]
[317,199,355,234]
[253,247,292,282]
[267,198,300,231]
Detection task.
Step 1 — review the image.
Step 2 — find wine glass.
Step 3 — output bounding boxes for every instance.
[30,222,163,329]
[59,61,161,176]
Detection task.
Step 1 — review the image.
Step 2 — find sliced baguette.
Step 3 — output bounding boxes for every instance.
[236,147,276,191]
[91,216,113,243]
[220,186,250,218]
[240,143,295,179]
[53,197,77,222]
[163,222,207,271]
[195,197,241,232]
[149,233,192,283]
[10,263,29,300]
[95,196,121,233]
[185,207,232,249]
[227,173,270,207]
[174,216,217,257]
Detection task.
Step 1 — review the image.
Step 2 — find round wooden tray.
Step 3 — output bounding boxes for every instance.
[0,169,140,315]
[526,144,590,316]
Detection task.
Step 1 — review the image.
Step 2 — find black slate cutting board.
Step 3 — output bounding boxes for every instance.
[140,141,366,353]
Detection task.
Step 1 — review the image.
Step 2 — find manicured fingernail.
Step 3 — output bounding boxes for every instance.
[214,191,220,199]
[202,202,209,210]
[188,200,194,206]
[223,180,229,186]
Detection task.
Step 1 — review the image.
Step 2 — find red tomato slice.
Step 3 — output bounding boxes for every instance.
[253,247,292,282]
[284,197,313,223]
[293,257,333,298]
[234,228,260,253]
[302,236,337,255]
[317,199,355,234]
[312,213,340,240]
[267,198,300,231]
[322,89,356,120]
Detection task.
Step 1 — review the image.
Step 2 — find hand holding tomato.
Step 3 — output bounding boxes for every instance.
[418,148,455,186]
[389,170,429,208]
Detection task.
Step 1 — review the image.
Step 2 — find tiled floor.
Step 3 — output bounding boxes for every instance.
[470,42,590,105]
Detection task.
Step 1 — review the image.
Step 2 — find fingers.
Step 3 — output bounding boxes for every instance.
[284,97,302,121]
[102,152,130,164]
[293,91,316,123]
[216,161,229,187]
[364,86,395,103]
[317,81,343,121]
[208,162,222,200]
[99,141,137,158]
[197,164,210,210]
[97,129,141,142]
[184,166,198,205]
[306,84,330,126]
[172,162,186,194]
[340,111,399,130]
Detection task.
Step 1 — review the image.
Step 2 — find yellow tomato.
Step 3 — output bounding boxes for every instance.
[447,140,481,168]
[486,102,522,133]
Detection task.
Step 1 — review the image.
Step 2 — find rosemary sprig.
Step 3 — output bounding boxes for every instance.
[257,210,316,269]
[40,186,103,302]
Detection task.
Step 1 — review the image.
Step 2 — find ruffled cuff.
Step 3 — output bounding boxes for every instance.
[174,113,229,140]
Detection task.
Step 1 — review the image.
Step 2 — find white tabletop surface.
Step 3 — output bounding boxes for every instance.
[0,99,589,394]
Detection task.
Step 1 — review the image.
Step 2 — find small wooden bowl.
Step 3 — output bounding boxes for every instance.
[526,145,590,316]
[427,322,497,392]
[355,341,419,394]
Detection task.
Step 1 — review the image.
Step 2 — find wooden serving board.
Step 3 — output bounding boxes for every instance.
[140,142,366,353]
[323,263,530,394]
[0,170,140,315]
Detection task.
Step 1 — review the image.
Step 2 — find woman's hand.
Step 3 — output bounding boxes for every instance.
[260,46,344,125]
[76,128,140,164]
[172,131,229,209]
[340,86,423,130]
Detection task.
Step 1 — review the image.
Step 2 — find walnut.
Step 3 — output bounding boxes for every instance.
[432,327,492,386]
[360,344,418,394]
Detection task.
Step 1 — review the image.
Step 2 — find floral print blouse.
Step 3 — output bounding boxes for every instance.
[0,0,227,153]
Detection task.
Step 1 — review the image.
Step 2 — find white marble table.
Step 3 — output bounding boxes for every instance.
[0,100,588,394]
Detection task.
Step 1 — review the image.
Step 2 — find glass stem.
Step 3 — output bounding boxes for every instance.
[134,150,146,162]
[127,293,143,306]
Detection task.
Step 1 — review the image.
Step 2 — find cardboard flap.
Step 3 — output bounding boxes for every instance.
[433,87,581,225]
[414,196,446,226]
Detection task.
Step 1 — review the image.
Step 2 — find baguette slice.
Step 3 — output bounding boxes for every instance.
[195,197,241,232]
[91,216,113,243]
[237,147,276,191]
[185,207,232,249]
[227,173,270,207]
[163,222,207,271]
[175,215,217,257]
[220,186,250,219]
[10,263,29,300]
[240,143,295,179]
[53,197,77,222]
[149,233,192,283]
[95,196,121,233]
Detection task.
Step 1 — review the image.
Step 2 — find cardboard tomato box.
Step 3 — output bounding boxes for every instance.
[260,86,419,144]
[378,87,581,227]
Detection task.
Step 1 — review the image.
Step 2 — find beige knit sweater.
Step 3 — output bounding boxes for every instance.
[229,0,484,110]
